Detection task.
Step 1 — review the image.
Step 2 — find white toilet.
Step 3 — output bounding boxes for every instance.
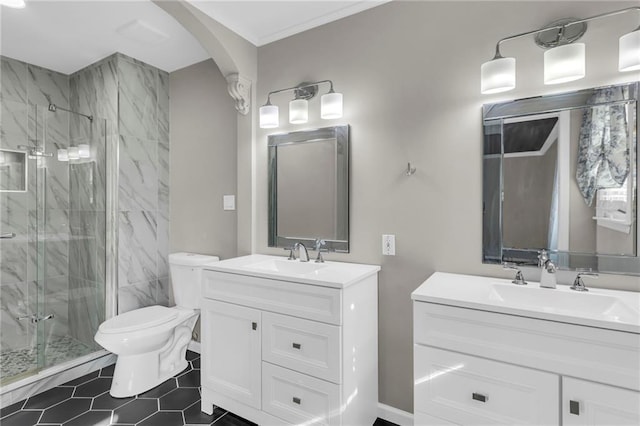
[94,252,218,398]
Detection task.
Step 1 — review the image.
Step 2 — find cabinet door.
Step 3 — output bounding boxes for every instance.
[201,299,261,409]
[563,377,640,426]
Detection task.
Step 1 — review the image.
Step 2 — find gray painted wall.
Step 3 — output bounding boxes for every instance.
[254,1,640,413]
[169,59,238,261]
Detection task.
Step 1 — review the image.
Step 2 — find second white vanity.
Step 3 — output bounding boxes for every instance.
[412,272,640,426]
[200,255,380,426]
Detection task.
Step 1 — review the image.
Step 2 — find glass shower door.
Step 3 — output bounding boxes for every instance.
[0,103,107,385]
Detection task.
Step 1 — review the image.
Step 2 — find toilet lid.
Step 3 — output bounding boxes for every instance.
[99,306,178,334]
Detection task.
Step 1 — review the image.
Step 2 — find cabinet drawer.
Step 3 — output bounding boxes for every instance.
[414,345,559,425]
[262,362,340,426]
[263,312,342,384]
[203,271,342,325]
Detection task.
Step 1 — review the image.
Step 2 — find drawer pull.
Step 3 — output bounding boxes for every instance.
[292,342,302,350]
[292,397,301,405]
[252,322,257,331]
[472,393,488,403]
[569,400,580,415]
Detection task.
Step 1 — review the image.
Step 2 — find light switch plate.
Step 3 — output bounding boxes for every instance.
[382,234,396,256]
[223,195,236,211]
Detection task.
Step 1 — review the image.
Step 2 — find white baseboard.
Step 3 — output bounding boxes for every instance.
[378,403,413,426]
[188,340,201,354]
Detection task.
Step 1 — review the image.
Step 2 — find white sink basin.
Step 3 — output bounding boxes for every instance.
[489,283,638,325]
[412,272,640,333]
[202,254,380,289]
[244,258,328,275]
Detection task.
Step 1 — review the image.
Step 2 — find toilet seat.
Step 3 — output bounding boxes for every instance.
[99,306,178,334]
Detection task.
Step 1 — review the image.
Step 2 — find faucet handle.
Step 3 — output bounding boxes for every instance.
[284,246,296,260]
[314,239,326,251]
[571,269,598,292]
[503,262,527,285]
[537,249,549,267]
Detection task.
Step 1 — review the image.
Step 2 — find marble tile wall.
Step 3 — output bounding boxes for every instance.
[1,56,72,355]
[69,53,170,315]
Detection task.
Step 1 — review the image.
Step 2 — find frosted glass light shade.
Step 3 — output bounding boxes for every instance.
[78,144,90,158]
[0,0,26,9]
[289,99,308,124]
[259,104,279,128]
[57,149,69,161]
[544,43,585,85]
[480,57,516,94]
[321,92,343,119]
[68,146,80,160]
[619,29,640,72]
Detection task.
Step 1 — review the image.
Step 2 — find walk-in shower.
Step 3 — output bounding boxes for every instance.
[0,100,111,387]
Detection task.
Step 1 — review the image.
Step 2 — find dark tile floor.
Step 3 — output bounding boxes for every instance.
[1,351,399,426]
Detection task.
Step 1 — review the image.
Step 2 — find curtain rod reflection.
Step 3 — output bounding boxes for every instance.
[48,103,93,122]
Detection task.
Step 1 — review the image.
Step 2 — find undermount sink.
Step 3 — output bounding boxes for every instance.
[244,258,328,275]
[411,272,640,333]
[489,283,638,325]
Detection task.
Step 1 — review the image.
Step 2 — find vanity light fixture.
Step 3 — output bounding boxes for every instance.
[78,144,91,158]
[67,146,80,160]
[57,149,69,162]
[259,80,342,129]
[481,7,640,94]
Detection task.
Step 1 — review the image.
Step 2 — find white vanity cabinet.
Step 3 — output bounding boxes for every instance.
[412,272,640,426]
[200,255,380,426]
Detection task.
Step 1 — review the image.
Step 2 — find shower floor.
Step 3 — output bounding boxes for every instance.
[1,335,92,383]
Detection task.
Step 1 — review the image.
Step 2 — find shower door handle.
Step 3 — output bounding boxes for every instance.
[34,314,55,322]
[0,233,16,239]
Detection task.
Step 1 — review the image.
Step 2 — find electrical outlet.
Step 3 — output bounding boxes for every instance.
[382,234,396,256]
[223,195,236,211]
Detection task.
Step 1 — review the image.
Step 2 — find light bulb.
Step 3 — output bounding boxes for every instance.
[321,92,343,119]
[57,149,69,162]
[289,99,308,124]
[544,43,585,85]
[481,57,516,94]
[259,104,279,129]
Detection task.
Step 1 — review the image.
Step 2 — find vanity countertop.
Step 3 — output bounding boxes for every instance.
[202,254,380,289]
[412,272,640,334]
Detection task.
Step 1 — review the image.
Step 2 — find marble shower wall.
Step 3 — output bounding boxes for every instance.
[70,53,171,315]
[0,56,71,353]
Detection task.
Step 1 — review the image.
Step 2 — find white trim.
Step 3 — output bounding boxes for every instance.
[188,339,201,354]
[378,402,414,426]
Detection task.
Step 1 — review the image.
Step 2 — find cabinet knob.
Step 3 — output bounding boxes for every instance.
[472,393,488,403]
[569,400,580,415]
[292,343,302,350]
[292,397,301,405]
[252,322,257,331]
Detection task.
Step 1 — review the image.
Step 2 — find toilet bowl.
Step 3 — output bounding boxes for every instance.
[94,252,218,397]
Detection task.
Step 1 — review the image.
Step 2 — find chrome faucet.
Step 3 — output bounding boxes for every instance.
[538,249,557,289]
[503,262,527,285]
[571,270,598,292]
[314,239,327,263]
[294,242,309,262]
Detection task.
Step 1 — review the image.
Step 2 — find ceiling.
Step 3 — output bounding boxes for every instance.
[0,0,388,75]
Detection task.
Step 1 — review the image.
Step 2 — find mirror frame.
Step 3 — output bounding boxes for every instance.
[268,125,350,252]
[482,82,639,276]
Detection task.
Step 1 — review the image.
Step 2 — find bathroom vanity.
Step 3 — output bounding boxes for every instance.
[412,272,640,426]
[200,255,380,426]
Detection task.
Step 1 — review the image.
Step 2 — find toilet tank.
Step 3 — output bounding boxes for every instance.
[168,252,219,308]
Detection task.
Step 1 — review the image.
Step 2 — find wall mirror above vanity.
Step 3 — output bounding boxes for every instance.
[483,82,639,276]
[268,125,349,252]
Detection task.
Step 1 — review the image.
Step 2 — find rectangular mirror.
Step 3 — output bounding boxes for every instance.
[483,82,639,276]
[268,125,349,252]
[0,149,27,192]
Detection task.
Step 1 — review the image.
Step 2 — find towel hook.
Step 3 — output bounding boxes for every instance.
[406,162,416,176]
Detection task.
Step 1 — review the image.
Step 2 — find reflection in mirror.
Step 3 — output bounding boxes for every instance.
[0,149,27,192]
[483,82,639,276]
[268,125,349,252]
